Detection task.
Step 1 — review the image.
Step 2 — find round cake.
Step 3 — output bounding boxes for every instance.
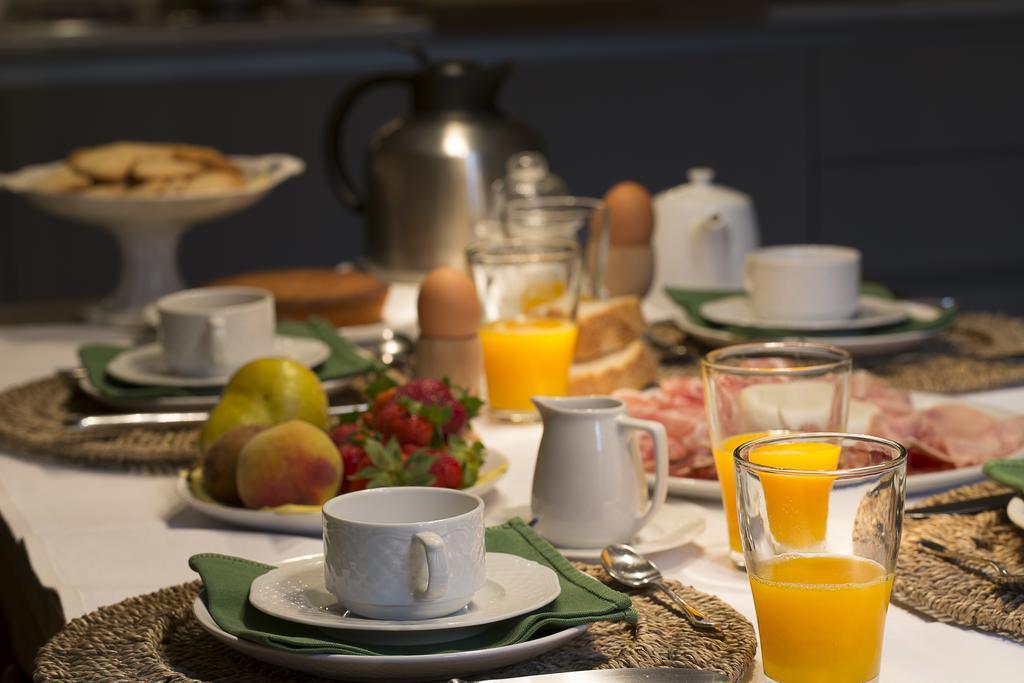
[209,268,388,327]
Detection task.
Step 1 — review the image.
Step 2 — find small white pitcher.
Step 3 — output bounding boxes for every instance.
[530,396,669,548]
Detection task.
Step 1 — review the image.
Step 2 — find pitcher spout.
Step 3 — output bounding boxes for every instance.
[531,395,623,419]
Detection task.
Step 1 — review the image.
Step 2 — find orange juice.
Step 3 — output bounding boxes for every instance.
[750,554,893,683]
[750,442,842,549]
[479,318,578,412]
[712,432,769,554]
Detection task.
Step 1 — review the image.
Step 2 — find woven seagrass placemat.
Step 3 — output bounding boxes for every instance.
[35,563,757,683]
[893,480,1024,642]
[0,376,196,472]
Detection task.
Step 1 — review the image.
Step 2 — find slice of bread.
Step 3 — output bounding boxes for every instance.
[574,295,646,362]
[569,338,658,395]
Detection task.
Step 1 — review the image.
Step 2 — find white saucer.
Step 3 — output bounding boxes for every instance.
[675,297,952,357]
[1007,497,1024,531]
[700,295,908,331]
[193,596,587,681]
[106,336,331,387]
[248,553,560,643]
[487,501,705,561]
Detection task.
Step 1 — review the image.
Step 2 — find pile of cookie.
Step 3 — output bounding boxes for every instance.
[34,141,245,197]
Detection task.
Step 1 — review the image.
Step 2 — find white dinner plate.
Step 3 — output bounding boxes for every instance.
[176,451,510,536]
[675,298,951,357]
[76,374,359,412]
[192,595,588,682]
[654,392,1024,501]
[486,501,705,561]
[107,337,330,387]
[249,553,560,642]
[700,295,908,332]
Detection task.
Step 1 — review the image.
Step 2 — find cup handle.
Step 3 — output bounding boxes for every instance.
[617,416,669,532]
[413,531,449,601]
[206,316,228,367]
[742,256,755,296]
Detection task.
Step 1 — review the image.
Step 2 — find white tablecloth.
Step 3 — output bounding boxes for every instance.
[1,324,1023,680]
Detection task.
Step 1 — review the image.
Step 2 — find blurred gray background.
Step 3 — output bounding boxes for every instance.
[2,0,1023,313]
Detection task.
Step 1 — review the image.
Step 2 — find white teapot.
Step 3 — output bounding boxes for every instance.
[648,167,760,309]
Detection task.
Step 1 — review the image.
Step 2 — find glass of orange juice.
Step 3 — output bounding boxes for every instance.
[736,433,907,683]
[467,238,581,422]
[701,342,852,567]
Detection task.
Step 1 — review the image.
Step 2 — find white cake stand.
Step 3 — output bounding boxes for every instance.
[0,154,304,326]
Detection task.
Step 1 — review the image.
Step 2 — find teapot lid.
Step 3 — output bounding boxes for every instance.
[656,167,751,209]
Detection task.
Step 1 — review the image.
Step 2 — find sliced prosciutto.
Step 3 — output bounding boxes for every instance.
[620,371,1024,480]
[615,376,714,479]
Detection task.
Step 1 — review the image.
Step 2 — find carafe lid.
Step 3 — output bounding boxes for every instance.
[413,60,510,114]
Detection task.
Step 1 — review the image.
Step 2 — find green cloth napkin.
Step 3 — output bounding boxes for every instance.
[983,459,1024,494]
[666,283,957,338]
[189,518,636,657]
[79,318,379,399]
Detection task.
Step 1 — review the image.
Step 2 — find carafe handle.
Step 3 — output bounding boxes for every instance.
[617,416,669,532]
[324,73,412,212]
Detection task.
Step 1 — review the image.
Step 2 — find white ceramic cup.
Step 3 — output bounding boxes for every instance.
[157,286,275,377]
[322,487,486,620]
[744,245,861,321]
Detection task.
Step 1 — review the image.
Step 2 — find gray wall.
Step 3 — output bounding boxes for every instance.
[2,16,1023,312]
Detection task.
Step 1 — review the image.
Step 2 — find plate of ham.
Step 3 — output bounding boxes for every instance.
[618,371,1024,501]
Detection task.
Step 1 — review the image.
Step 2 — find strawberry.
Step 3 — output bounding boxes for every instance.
[357,437,436,488]
[428,452,463,489]
[447,436,485,488]
[375,401,433,446]
[327,422,361,447]
[397,379,465,435]
[372,387,398,414]
[337,443,371,494]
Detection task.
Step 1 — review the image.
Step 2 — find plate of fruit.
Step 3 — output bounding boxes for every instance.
[176,366,507,536]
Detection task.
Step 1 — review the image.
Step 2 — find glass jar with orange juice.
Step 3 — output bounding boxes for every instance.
[467,238,581,422]
[735,433,906,683]
[701,342,852,566]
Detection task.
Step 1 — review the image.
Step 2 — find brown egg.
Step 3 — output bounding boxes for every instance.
[602,181,654,246]
[418,267,481,338]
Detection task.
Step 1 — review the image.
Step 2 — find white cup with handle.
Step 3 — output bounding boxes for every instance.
[157,286,275,377]
[322,487,486,620]
[744,244,861,322]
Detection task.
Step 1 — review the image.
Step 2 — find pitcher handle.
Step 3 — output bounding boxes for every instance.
[617,416,669,532]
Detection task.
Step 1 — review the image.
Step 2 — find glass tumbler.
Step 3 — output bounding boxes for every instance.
[701,342,852,566]
[467,238,581,423]
[505,196,608,300]
[736,433,907,683]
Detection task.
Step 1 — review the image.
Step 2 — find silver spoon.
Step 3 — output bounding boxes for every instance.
[600,544,720,632]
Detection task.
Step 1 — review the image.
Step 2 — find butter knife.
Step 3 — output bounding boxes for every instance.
[906,492,1016,518]
[449,668,730,682]
[63,402,368,432]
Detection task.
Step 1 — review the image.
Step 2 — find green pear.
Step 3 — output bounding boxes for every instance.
[199,357,328,451]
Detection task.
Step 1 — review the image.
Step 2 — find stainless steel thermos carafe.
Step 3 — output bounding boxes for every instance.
[326,57,543,280]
